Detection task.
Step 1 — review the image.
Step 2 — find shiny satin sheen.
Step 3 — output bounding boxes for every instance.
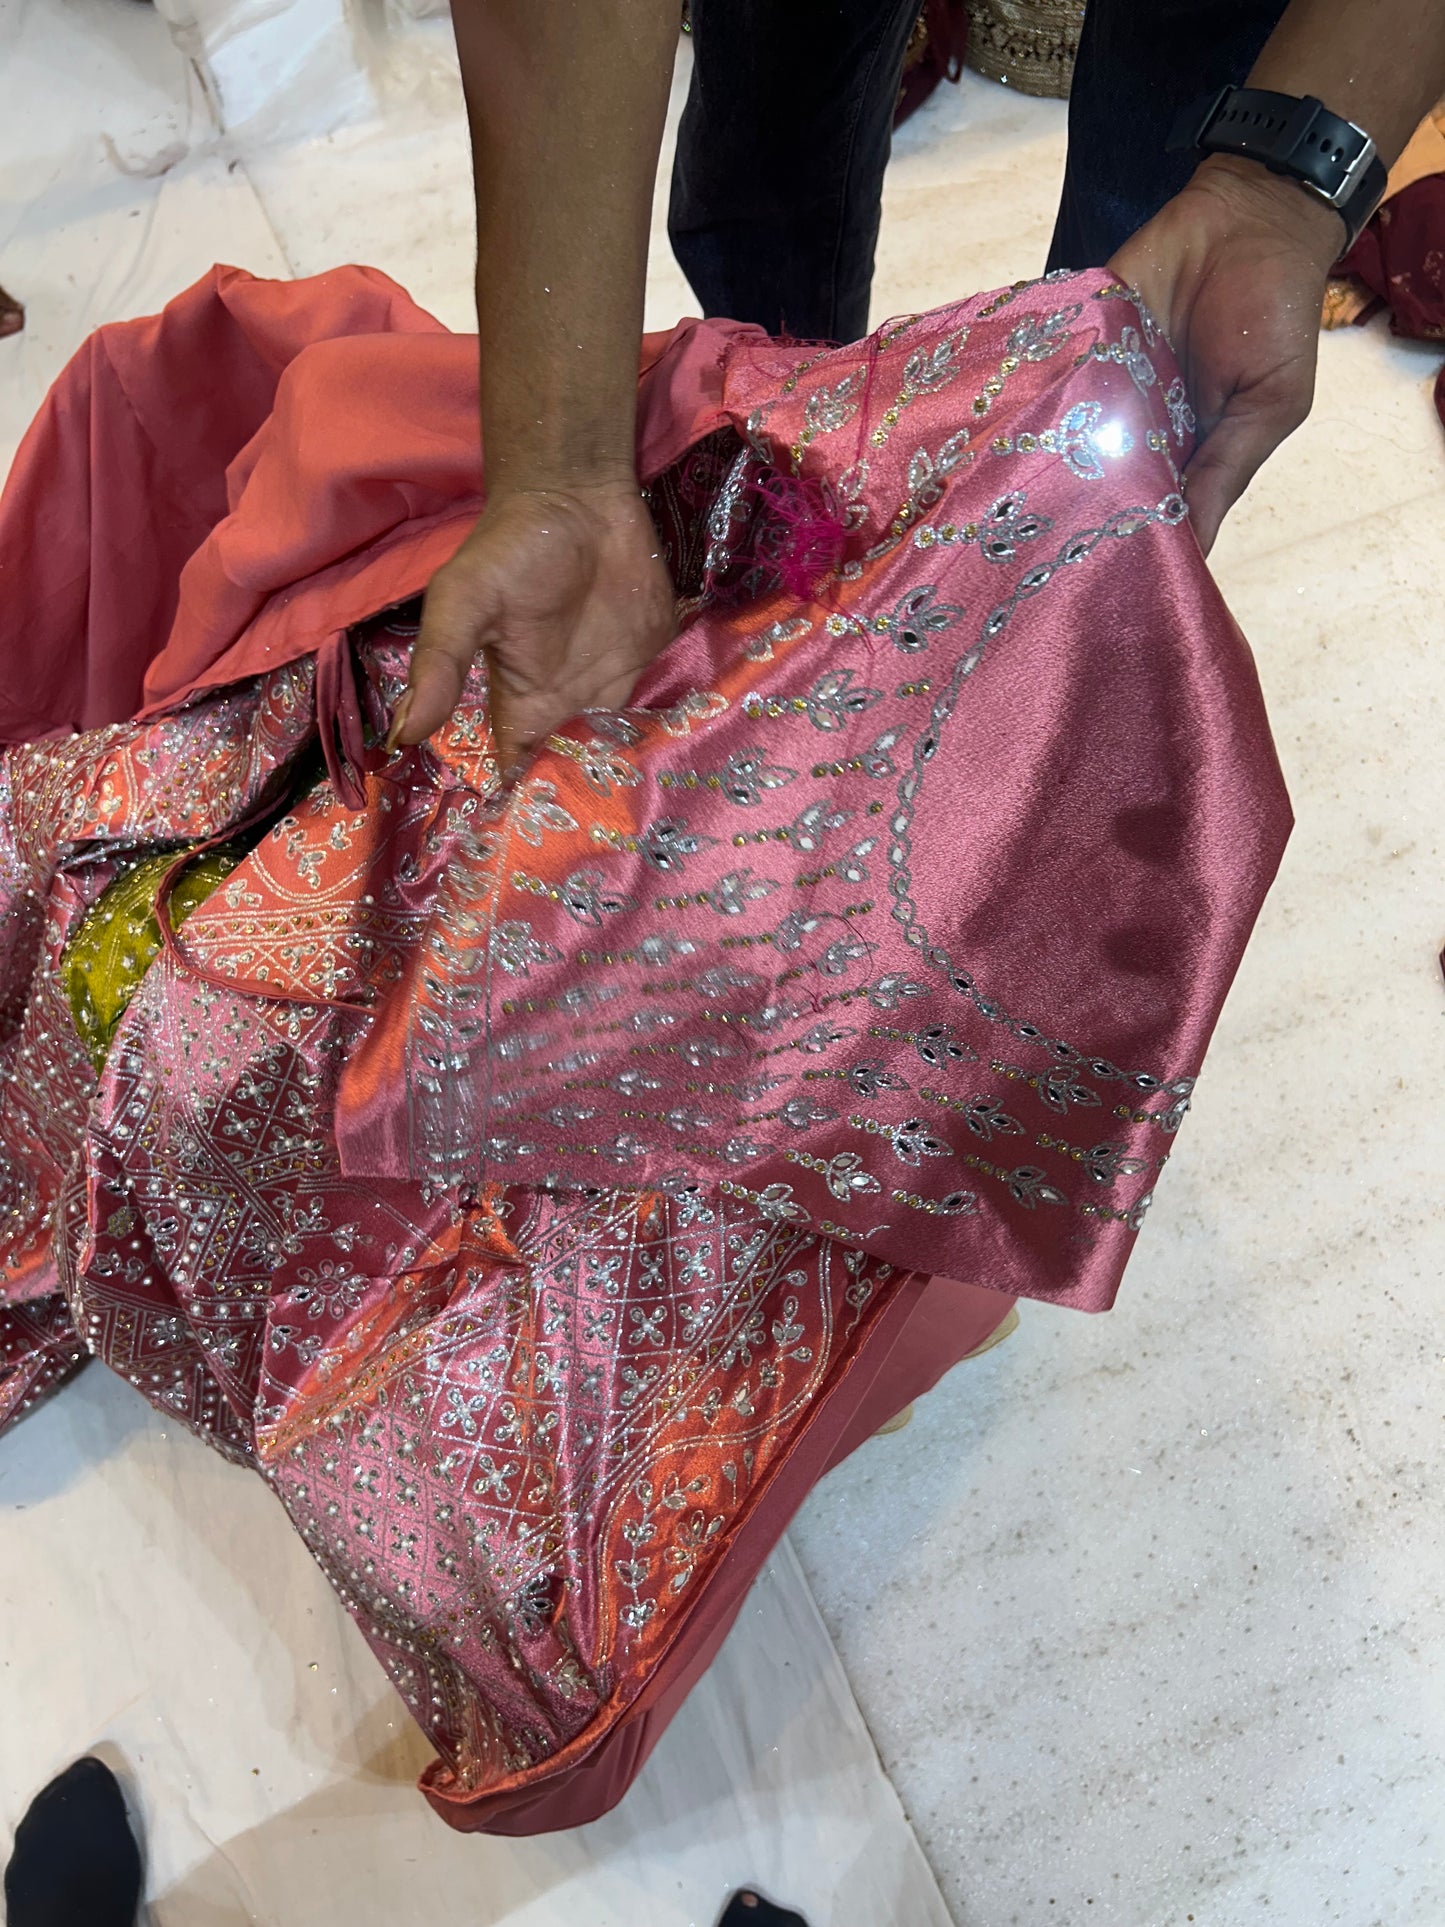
[0,265,1290,1830]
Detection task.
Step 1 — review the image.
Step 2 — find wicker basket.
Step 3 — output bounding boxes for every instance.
[964,0,1085,99]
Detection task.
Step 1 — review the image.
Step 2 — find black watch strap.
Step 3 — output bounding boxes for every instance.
[1168,86,1388,252]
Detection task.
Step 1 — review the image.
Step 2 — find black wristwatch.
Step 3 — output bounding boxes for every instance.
[1168,86,1388,252]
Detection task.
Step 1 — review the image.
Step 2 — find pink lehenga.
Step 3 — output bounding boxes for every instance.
[0,263,1289,1832]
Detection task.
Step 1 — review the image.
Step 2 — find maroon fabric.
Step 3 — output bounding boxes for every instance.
[0,1299,87,1432]
[1337,174,1445,341]
[896,0,969,126]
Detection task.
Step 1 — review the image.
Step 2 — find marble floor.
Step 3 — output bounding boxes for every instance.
[3,4,1445,1923]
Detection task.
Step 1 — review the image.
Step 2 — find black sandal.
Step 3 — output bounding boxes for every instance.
[717,1891,811,1927]
[4,1758,143,1927]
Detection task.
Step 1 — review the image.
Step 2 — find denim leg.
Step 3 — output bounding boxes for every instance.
[669,0,922,341]
[1047,0,1291,271]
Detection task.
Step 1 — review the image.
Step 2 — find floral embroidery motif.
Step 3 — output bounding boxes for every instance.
[0,268,1285,1823]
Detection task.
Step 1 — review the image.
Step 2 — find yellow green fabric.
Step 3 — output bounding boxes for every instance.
[61,849,241,1074]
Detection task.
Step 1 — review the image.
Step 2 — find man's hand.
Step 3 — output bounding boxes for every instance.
[391,480,676,772]
[1109,155,1346,555]
[421,0,677,771]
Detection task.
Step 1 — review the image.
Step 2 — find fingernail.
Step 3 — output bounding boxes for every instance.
[384,691,414,753]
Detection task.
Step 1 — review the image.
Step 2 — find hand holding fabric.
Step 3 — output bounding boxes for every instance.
[393,482,676,771]
[1109,155,1345,555]
[401,0,677,764]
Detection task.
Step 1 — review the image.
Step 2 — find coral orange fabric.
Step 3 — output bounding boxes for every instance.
[0,265,1290,1833]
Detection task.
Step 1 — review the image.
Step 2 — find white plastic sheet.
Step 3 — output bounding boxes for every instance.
[1,1365,952,1926]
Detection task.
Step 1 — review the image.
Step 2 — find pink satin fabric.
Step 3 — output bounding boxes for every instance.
[0,265,1289,1831]
[324,307,1282,1316]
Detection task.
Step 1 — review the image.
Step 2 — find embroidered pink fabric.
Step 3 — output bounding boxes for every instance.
[0,265,1290,1831]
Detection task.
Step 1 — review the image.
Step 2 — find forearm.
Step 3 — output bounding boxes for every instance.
[1248,0,1445,168]
[1182,0,1445,270]
[450,0,677,493]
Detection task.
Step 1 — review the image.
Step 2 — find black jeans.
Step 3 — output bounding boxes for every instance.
[669,0,1288,341]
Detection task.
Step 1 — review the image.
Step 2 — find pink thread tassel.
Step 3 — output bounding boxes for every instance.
[745,466,850,599]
